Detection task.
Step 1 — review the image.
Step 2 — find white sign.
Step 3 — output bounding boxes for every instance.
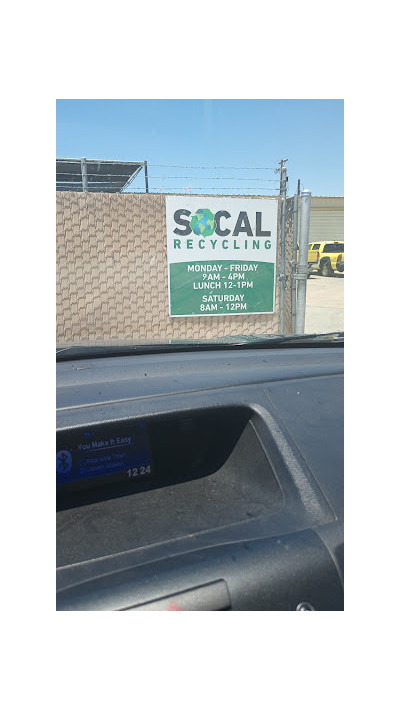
[166,196,278,317]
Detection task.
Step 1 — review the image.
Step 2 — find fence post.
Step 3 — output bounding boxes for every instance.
[80,157,88,193]
[295,189,311,334]
[291,189,299,332]
[279,162,287,333]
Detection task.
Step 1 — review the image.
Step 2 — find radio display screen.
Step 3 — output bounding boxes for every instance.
[56,422,153,491]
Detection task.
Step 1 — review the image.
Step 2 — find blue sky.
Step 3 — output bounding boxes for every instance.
[56,99,343,197]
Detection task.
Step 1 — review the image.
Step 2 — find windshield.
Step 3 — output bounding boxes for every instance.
[56,100,344,348]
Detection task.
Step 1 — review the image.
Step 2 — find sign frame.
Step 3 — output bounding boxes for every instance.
[166,196,278,318]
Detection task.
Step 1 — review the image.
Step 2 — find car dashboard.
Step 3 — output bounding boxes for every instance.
[56,343,344,611]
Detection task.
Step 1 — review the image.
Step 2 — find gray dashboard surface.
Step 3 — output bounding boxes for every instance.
[57,346,343,507]
[57,347,343,410]
[56,346,344,609]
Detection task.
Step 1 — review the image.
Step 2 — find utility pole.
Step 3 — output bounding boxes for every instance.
[277,159,288,333]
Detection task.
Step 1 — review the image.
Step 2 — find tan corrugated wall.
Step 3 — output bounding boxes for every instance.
[309,209,344,242]
[56,192,293,343]
[301,197,344,243]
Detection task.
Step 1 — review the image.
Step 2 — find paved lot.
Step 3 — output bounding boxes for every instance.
[304,272,344,333]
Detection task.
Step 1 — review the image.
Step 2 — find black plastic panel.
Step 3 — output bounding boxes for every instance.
[57,529,343,611]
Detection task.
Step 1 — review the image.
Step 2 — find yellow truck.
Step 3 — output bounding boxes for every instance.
[307,241,344,277]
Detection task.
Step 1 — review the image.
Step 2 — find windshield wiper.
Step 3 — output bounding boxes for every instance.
[56,332,343,362]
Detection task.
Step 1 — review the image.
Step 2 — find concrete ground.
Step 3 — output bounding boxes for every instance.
[304,272,344,333]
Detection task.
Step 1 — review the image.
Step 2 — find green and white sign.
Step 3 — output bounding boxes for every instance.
[166,196,278,317]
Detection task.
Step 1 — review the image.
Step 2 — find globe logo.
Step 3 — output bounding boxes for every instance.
[190,209,215,237]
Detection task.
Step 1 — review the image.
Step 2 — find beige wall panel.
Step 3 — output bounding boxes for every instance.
[57,193,293,343]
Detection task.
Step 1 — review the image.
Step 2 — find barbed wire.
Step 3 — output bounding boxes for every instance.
[56,172,279,182]
[148,164,276,170]
[148,176,279,182]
